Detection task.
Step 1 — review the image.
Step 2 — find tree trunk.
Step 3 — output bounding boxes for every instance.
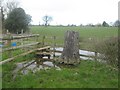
[60,31,80,65]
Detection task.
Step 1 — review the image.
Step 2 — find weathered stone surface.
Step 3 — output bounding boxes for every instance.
[60,31,80,65]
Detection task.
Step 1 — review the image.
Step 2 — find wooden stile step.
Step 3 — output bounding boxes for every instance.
[37,46,51,51]
[36,52,52,55]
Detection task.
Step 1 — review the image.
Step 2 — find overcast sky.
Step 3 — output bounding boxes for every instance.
[20,0,119,25]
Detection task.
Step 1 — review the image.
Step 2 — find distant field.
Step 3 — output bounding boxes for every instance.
[30,26,118,51]
[30,26,118,38]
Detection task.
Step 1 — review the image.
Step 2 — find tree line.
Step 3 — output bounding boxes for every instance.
[67,21,120,27]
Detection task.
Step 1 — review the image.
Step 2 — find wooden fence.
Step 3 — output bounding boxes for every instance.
[0,34,40,64]
[0,34,100,65]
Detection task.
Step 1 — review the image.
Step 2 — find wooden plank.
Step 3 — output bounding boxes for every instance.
[36,52,51,55]
[0,49,36,65]
[12,34,39,39]
[37,46,51,51]
[1,34,39,40]
[1,42,40,53]
[0,46,51,65]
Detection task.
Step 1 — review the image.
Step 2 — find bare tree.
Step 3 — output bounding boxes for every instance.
[0,0,5,31]
[0,0,20,33]
[42,15,52,26]
[0,7,4,31]
[5,0,20,16]
[0,7,2,33]
[1,0,20,17]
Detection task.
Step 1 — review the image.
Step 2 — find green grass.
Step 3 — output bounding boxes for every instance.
[30,26,118,50]
[2,26,118,88]
[2,60,118,88]
[30,26,118,38]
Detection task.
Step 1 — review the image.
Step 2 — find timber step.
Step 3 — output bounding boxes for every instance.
[36,52,52,55]
[36,46,52,60]
[37,46,51,51]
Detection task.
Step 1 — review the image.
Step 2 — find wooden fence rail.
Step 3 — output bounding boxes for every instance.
[0,49,37,65]
[1,48,100,65]
[1,34,100,65]
[0,34,39,40]
[0,46,51,65]
[1,42,40,53]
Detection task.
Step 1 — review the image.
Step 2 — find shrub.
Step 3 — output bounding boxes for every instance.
[95,37,119,68]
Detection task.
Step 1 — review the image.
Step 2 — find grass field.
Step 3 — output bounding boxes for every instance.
[30,26,118,38]
[30,26,118,50]
[2,60,118,88]
[2,26,118,88]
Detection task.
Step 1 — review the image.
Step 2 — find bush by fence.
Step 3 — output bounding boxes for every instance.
[95,37,119,68]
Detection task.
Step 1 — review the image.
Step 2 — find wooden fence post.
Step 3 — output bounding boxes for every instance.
[53,36,56,58]
[21,29,24,45]
[21,30,25,52]
[94,52,98,67]
[8,33,12,58]
[94,52,97,61]
[42,35,45,46]
[36,35,39,49]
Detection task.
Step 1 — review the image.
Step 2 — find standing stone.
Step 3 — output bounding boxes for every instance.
[60,31,80,65]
